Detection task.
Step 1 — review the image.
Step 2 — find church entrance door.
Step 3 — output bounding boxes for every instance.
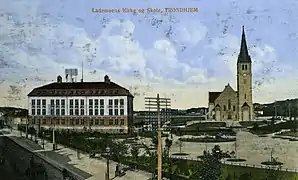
[242,108,250,121]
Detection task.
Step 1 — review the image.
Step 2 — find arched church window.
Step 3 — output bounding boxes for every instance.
[233,106,236,111]
[228,100,231,110]
[242,65,245,70]
[245,65,248,70]
[223,105,226,111]
[245,93,247,99]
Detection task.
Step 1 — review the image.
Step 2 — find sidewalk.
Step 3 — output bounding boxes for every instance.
[3,129,152,180]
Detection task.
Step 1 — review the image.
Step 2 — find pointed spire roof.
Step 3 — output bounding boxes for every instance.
[238,26,251,63]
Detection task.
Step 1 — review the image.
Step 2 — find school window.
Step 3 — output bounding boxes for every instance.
[37,99,41,106]
[120,119,124,125]
[109,119,113,125]
[100,119,104,125]
[75,109,79,115]
[114,99,119,106]
[114,109,118,116]
[89,109,93,116]
[80,109,84,115]
[109,99,113,106]
[100,109,104,116]
[109,109,113,115]
[61,109,65,115]
[114,119,119,125]
[95,119,99,125]
[37,109,41,115]
[95,109,99,115]
[42,99,46,108]
[56,109,60,116]
[70,109,74,115]
[100,99,104,106]
[31,99,36,106]
[120,109,124,115]
[120,99,124,106]
[31,109,35,115]
[61,100,65,106]
[42,109,46,115]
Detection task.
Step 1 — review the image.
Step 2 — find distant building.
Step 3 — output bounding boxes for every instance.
[134,108,171,132]
[208,26,254,121]
[27,75,134,133]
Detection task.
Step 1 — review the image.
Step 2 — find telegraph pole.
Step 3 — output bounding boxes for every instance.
[157,94,162,180]
[145,95,171,180]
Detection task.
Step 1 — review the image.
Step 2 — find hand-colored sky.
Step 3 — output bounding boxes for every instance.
[1,0,298,109]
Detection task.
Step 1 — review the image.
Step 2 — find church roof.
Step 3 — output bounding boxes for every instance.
[237,26,251,63]
[208,92,221,103]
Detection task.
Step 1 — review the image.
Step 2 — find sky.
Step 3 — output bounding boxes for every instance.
[0,0,298,110]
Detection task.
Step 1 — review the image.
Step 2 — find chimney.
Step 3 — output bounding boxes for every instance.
[57,75,62,83]
[104,75,110,84]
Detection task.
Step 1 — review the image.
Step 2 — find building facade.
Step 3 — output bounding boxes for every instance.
[27,75,134,133]
[208,26,254,121]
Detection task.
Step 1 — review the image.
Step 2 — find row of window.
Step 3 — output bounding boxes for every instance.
[31,108,125,116]
[31,99,125,107]
[33,119,125,125]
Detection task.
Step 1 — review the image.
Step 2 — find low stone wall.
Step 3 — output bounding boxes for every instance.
[0,136,83,180]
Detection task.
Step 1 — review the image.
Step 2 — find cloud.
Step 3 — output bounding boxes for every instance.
[0,0,212,108]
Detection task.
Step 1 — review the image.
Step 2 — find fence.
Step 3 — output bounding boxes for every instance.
[170,155,298,173]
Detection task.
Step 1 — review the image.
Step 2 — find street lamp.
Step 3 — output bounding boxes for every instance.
[42,132,45,149]
[105,146,110,180]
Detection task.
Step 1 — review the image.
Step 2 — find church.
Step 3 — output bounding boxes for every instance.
[208,26,254,121]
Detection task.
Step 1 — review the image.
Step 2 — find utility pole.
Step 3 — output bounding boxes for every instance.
[145,95,171,180]
[157,94,162,180]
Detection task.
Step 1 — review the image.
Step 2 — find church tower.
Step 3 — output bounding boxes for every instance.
[237,26,253,121]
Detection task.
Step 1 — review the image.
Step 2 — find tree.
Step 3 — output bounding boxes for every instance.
[261,166,283,180]
[175,140,183,153]
[152,134,158,148]
[191,145,223,180]
[142,143,157,179]
[239,173,252,180]
[130,145,140,163]
[165,138,172,156]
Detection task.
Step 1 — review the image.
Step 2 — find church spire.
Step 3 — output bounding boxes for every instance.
[238,26,251,63]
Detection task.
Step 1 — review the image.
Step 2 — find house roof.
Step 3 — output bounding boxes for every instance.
[27,77,133,97]
[209,92,221,103]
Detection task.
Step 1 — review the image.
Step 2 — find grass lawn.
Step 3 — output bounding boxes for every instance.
[173,159,298,180]
[221,164,298,180]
